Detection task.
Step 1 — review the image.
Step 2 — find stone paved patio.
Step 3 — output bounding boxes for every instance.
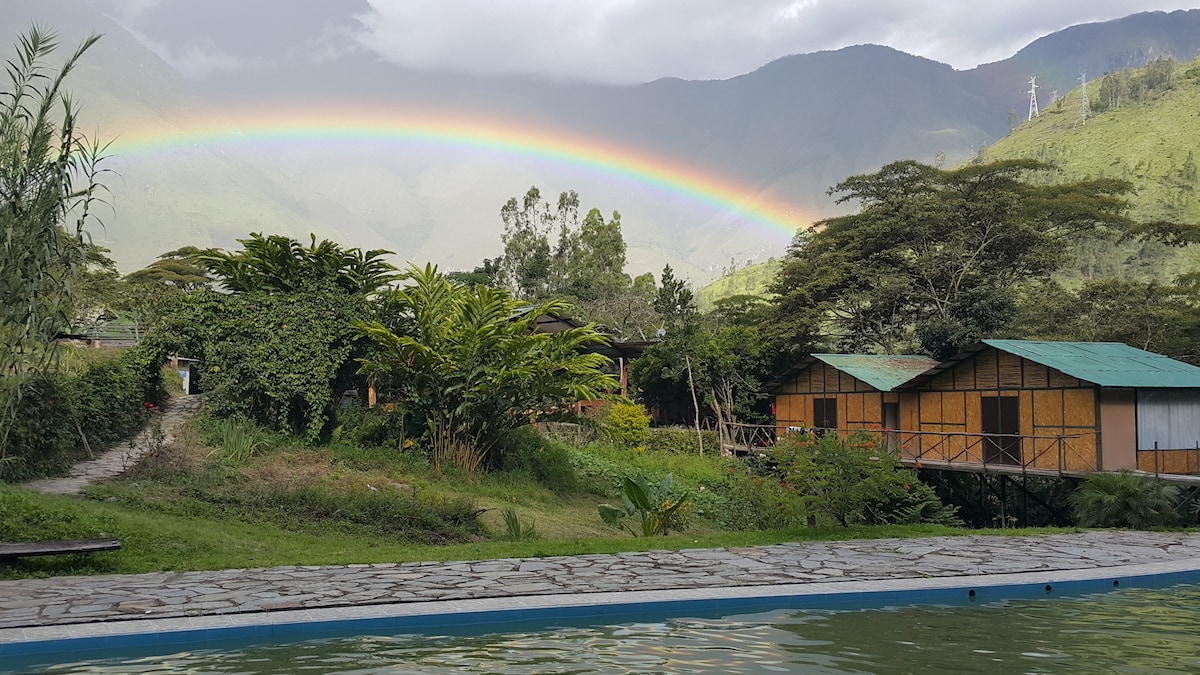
[3,530,1199,631]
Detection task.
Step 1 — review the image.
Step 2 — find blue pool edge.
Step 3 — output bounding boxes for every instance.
[4,557,1200,663]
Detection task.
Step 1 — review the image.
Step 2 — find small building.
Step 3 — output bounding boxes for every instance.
[772,341,1200,475]
[768,354,938,433]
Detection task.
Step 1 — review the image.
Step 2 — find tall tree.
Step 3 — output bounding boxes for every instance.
[770,159,1138,358]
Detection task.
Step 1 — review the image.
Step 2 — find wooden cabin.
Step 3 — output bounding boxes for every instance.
[768,354,938,433]
[772,341,1200,475]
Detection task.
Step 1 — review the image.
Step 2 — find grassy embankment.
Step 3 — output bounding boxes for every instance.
[0,416,1067,580]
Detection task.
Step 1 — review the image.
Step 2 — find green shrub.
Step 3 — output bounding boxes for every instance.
[774,431,959,527]
[603,402,651,450]
[1070,470,1182,529]
[1,343,166,480]
[495,426,578,492]
[0,484,118,542]
[644,427,719,455]
[332,405,407,451]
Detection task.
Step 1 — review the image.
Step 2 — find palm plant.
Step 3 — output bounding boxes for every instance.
[191,233,398,296]
[1070,470,1182,529]
[356,264,618,473]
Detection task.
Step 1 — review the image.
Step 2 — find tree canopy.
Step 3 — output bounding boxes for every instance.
[192,233,398,296]
[770,159,1139,358]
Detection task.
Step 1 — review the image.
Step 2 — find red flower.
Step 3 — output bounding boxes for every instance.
[904,484,911,490]
[143,402,154,409]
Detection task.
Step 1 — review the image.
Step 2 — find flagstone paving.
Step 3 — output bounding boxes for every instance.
[20,396,202,496]
[3,530,1199,631]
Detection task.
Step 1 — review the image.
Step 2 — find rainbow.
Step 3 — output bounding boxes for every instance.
[106,106,812,240]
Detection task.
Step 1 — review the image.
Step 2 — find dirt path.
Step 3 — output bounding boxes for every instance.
[20,396,203,495]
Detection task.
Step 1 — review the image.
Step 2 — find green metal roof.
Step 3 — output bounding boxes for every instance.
[983,340,1200,388]
[811,354,939,391]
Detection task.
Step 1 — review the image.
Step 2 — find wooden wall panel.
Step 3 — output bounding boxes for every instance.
[1019,390,1034,465]
[941,391,966,425]
[931,370,954,390]
[1048,370,1080,388]
[864,394,882,427]
[846,393,864,425]
[1063,389,1096,427]
[1033,390,1064,427]
[954,360,975,390]
[965,391,982,435]
[999,351,1023,387]
[920,393,942,424]
[1138,450,1200,474]
[975,350,998,388]
[1065,434,1098,472]
[1023,363,1049,389]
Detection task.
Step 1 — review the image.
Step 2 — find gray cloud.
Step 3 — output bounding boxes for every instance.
[354,0,1200,83]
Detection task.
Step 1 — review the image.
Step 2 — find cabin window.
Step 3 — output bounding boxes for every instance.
[813,398,838,434]
[1136,389,1200,451]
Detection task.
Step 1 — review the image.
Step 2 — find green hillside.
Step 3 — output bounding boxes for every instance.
[696,259,782,310]
[978,56,1200,282]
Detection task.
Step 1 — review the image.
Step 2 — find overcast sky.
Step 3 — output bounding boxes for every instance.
[100,0,1200,83]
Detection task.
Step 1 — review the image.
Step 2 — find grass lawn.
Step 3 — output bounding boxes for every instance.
[0,419,1073,580]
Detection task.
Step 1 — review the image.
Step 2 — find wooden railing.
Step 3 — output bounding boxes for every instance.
[720,422,1096,474]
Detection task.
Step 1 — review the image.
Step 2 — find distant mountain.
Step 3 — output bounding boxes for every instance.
[978,55,1200,282]
[4,2,1200,281]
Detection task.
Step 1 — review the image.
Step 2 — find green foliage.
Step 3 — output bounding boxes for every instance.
[124,246,212,290]
[0,344,166,480]
[774,432,959,527]
[154,284,367,440]
[1015,279,1200,360]
[356,264,619,473]
[192,233,398,296]
[603,402,650,450]
[494,186,657,339]
[769,159,1137,358]
[0,28,107,468]
[0,483,118,542]
[500,506,539,541]
[696,259,782,311]
[1070,470,1182,529]
[203,417,269,465]
[495,426,578,492]
[643,427,719,455]
[598,473,691,536]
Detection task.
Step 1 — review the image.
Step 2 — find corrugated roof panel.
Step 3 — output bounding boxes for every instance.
[811,354,939,391]
[982,340,1200,388]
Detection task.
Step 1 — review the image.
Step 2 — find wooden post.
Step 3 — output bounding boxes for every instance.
[368,377,377,409]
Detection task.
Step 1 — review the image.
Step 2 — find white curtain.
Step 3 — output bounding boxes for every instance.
[1137,389,1200,451]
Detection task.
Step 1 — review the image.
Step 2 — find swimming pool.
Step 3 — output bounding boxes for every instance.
[5,565,1200,674]
[11,582,1200,674]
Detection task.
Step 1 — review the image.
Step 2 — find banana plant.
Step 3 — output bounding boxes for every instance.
[599,473,690,536]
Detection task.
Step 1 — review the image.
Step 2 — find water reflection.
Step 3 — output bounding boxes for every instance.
[28,585,1200,674]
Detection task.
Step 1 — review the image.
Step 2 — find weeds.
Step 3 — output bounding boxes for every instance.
[501,506,539,541]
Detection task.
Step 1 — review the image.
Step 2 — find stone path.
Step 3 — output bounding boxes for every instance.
[2,530,1199,630]
[21,396,202,495]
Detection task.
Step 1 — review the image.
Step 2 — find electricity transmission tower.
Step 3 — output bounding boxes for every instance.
[1027,76,1039,120]
[1077,72,1089,126]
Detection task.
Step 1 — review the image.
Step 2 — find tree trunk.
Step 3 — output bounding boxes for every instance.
[685,354,703,456]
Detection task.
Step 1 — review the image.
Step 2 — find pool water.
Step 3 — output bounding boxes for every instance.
[20,584,1200,674]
